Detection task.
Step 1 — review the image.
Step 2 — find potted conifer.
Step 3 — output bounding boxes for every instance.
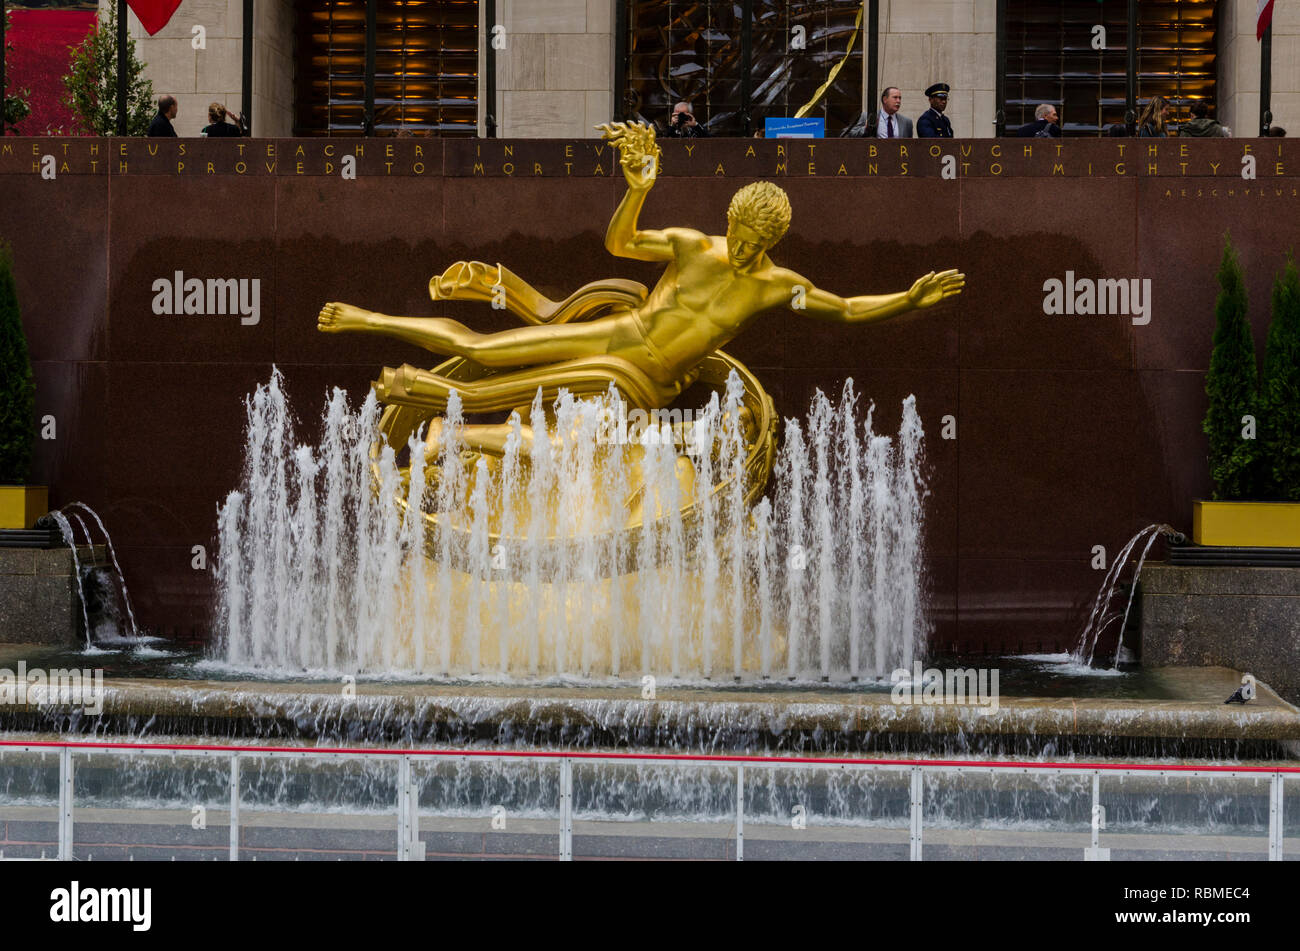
[1196,237,1300,546]
[0,238,45,529]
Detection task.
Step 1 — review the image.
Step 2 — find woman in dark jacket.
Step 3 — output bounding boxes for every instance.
[202,102,248,137]
[1136,96,1170,137]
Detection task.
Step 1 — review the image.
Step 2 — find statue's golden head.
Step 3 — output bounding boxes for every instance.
[726,181,791,269]
[727,181,792,246]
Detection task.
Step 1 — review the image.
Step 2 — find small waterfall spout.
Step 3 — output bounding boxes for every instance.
[44,503,143,647]
[1074,523,1184,668]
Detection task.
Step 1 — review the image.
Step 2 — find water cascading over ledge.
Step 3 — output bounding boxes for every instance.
[214,369,928,682]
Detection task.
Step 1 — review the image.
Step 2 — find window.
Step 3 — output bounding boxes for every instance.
[294,0,479,136]
[1003,0,1217,137]
[1137,0,1217,128]
[623,1,863,137]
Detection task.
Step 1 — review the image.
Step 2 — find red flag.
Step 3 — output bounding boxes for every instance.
[126,0,184,37]
[1258,0,1276,40]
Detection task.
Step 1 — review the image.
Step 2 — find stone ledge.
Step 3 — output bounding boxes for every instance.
[0,550,36,577]
[1143,564,1300,596]
[1141,563,1300,704]
[0,658,1296,755]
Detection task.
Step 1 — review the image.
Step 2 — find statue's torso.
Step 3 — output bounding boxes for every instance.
[616,237,782,383]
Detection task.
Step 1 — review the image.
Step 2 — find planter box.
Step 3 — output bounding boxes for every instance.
[0,486,48,530]
[1192,500,1300,548]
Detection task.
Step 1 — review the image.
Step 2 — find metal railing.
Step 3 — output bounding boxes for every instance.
[1,740,1296,861]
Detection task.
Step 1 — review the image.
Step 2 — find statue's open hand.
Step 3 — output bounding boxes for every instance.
[597,121,661,190]
[907,269,965,309]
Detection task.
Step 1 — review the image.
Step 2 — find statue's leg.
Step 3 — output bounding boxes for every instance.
[428,261,553,321]
[430,260,649,326]
[415,418,534,460]
[376,356,670,415]
[318,302,473,353]
[318,302,624,367]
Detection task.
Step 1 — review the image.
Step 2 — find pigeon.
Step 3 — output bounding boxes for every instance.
[1224,685,1251,704]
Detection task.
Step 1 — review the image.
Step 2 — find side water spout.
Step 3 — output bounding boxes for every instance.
[1074,523,1182,669]
[43,511,93,648]
[63,501,142,640]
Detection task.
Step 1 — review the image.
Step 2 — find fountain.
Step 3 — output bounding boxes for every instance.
[215,370,930,682]
[214,122,961,684]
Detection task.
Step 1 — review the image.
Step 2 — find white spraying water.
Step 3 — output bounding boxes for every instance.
[215,370,929,682]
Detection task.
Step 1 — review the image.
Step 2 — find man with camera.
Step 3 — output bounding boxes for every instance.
[663,101,710,138]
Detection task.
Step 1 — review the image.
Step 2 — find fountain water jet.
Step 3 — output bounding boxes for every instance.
[215,370,930,682]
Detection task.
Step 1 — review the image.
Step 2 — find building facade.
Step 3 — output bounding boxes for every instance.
[115,0,1296,139]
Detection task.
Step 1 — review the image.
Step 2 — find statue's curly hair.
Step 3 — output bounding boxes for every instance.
[726,181,792,246]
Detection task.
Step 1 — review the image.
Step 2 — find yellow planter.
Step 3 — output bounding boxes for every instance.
[1192,500,1300,548]
[0,485,49,530]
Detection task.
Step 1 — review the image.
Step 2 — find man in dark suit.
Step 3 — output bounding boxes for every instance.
[875,86,913,138]
[841,85,913,138]
[1017,103,1062,138]
[917,83,953,138]
[147,96,178,137]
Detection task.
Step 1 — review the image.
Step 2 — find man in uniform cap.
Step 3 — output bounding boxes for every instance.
[917,83,953,138]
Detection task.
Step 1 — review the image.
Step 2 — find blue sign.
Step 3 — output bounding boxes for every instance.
[764,117,825,139]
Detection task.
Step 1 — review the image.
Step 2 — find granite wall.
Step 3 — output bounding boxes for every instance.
[2,135,1294,651]
[1141,565,1300,705]
[0,546,107,645]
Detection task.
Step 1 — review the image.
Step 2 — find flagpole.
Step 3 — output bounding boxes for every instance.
[1260,20,1273,135]
[994,0,1006,136]
[241,0,252,134]
[116,0,127,134]
[865,0,879,136]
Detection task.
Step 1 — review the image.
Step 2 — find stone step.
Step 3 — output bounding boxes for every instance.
[1168,543,1300,567]
[0,529,63,550]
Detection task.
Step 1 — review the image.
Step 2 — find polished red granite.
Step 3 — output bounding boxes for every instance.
[4,137,1277,649]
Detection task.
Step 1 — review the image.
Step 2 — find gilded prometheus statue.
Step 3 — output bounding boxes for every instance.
[317,122,965,419]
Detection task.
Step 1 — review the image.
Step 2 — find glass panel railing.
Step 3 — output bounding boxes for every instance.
[0,748,60,861]
[236,754,399,861]
[1,743,1293,862]
[742,764,911,861]
[922,767,1094,861]
[415,756,561,861]
[70,750,231,861]
[570,761,735,860]
[1101,772,1270,861]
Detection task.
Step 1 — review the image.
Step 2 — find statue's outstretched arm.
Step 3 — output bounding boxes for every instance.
[790,269,965,324]
[598,121,674,262]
